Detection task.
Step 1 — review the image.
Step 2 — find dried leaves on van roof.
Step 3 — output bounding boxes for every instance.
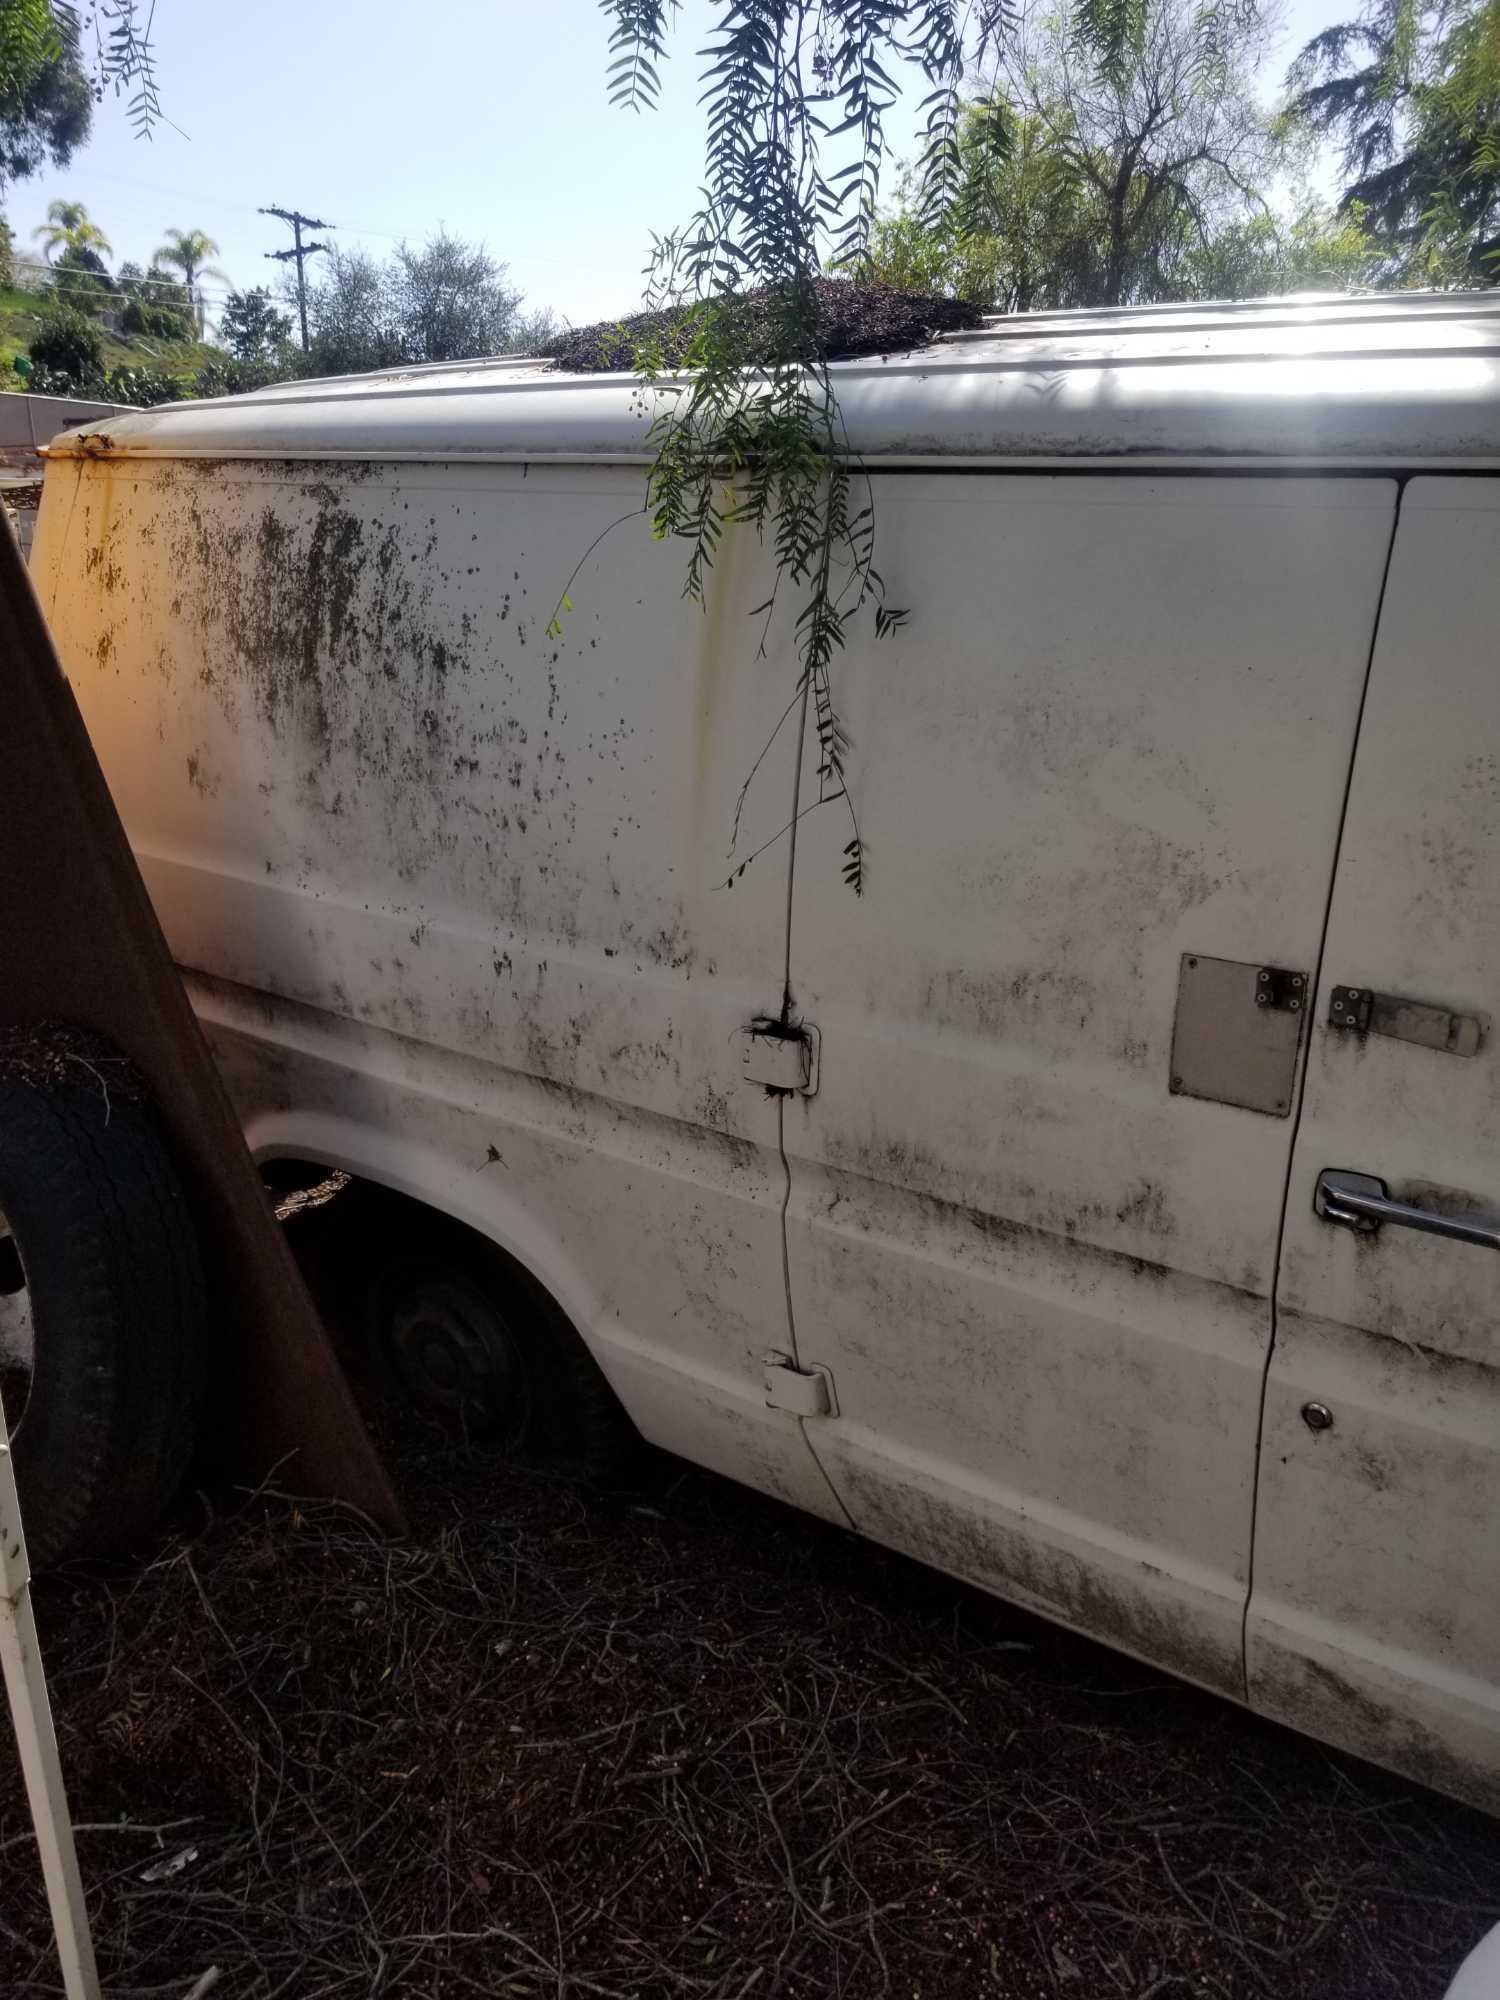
[537,278,985,374]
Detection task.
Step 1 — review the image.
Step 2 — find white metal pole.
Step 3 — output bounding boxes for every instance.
[0,1401,101,2000]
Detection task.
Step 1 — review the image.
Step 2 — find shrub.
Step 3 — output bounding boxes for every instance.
[122,297,193,341]
[28,308,104,385]
[106,366,184,408]
[193,355,290,399]
[49,245,115,317]
[27,360,101,396]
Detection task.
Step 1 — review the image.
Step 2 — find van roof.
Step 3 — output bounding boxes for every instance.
[46,289,1500,473]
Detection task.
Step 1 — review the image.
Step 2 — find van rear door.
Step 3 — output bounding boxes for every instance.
[779,473,1398,1698]
[1249,477,1500,1808]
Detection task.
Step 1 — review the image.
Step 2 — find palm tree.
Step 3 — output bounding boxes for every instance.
[154,227,230,337]
[33,201,112,264]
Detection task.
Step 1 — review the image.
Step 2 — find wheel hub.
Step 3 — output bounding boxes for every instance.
[385,1277,527,1437]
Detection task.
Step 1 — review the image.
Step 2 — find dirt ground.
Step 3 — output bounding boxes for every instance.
[3,1204,1498,1999]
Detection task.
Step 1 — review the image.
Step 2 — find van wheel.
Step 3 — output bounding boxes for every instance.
[0,1026,205,1570]
[364,1236,633,1476]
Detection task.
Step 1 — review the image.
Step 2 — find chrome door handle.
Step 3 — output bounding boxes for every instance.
[1314,1169,1500,1251]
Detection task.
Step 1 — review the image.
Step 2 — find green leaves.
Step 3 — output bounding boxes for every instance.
[951,96,1018,246]
[597,2,1045,889]
[97,0,160,137]
[593,0,1301,887]
[1286,0,1500,281]
[0,0,61,99]
[1071,0,1149,82]
[0,1,161,133]
[600,0,677,110]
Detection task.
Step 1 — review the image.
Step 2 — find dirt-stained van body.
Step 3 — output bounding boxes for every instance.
[33,291,1500,1810]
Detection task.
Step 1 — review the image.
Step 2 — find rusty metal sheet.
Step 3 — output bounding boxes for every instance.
[1170,953,1307,1118]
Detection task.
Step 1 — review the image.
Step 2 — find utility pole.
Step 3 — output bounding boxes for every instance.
[259,204,333,354]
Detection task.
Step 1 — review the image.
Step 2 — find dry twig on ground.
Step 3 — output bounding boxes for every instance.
[1,1204,1496,1997]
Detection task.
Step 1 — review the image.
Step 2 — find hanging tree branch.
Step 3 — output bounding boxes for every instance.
[0,2,161,127]
[594,0,1158,895]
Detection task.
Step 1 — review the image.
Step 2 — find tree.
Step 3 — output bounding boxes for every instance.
[154,226,230,335]
[303,245,403,376]
[510,305,560,351]
[1287,0,1500,281]
[49,241,114,316]
[301,234,550,376]
[964,0,1283,307]
[219,286,294,363]
[869,105,1106,309]
[0,2,156,135]
[389,230,526,363]
[869,105,1394,311]
[27,304,102,384]
[1176,189,1390,294]
[0,10,89,191]
[33,196,109,262]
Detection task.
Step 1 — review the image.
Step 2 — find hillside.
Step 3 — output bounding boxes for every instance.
[0,284,222,389]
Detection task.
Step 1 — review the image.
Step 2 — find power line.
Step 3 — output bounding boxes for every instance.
[14,259,235,304]
[12,277,234,312]
[260,204,333,353]
[15,280,220,308]
[60,166,409,241]
[22,167,623,272]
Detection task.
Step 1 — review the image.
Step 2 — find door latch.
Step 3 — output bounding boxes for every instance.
[763,1354,837,1418]
[740,1017,820,1096]
[1328,986,1480,1057]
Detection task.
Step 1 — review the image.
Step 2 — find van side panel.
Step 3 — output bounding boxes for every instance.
[1254,477,1500,1811]
[784,474,1399,1695]
[35,456,842,1521]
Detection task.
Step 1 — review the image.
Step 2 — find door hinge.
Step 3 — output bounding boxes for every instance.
[740,1017,820,1096]
[763,1354,837,1418]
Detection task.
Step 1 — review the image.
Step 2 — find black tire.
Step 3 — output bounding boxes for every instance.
[0,1026,205,1569]
[364,1225,633,1477]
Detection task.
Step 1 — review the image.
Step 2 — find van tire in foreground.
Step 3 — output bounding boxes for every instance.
[364,1232,635,1477]
[0,1026,206,1570]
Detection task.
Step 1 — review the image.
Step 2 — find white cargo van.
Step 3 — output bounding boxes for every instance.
[32,289,1500,1811]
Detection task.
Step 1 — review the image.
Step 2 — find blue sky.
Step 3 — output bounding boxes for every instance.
[9,0,1345,334]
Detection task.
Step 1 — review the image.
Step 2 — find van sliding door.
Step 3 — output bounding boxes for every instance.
[1250,477,1500,1808]
[779,473,1398,1697]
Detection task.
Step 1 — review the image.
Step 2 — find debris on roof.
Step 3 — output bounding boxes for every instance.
[537,278,986,374]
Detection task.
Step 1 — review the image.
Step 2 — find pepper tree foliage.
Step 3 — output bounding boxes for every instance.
[0,10,90,190]
[598,0,1215,893]
[1287,0,1500,279]
[0,2,158,128]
